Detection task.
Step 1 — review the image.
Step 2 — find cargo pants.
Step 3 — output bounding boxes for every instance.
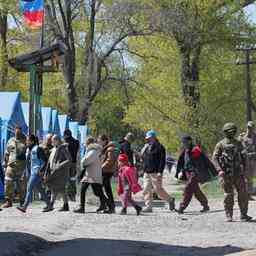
[5,161,26,203]
[221,175,248,218]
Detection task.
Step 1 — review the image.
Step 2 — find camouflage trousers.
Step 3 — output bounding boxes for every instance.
[245,158,256,194]
[221,175,248,218]
[66,163,77,201]
[5,161,26,203]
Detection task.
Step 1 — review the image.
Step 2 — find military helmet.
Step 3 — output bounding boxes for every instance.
[222,122,237,134]
[248,121,255,128]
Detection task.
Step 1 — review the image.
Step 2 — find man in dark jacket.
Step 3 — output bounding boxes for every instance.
[141,130,175,213]
[64,129,80,201]
[120,132,134,165]
[176,135,217,214]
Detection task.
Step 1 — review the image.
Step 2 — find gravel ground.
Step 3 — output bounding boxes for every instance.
[0,172,255,256]
[0,197,256,256]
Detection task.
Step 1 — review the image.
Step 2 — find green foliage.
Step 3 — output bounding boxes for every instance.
[1,0,256,155]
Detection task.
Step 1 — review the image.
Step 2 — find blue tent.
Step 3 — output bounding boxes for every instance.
[41,107,52,137]
[58,114,69,137]
[69,121,80,141]
[0,117,3,199]
[79,125,89,156]
[0,92,28,156]
[21,102,43,139]
[21,102,29,126]
[51,109,61,136]
[0,162,3,199]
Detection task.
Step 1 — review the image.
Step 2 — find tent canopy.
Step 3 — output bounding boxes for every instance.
[79,125,89,156]
[51,109,61,136]
[0,92,28,156]
[69,121,80,141]
[21,102,29,126]
[0,92,28,135]
[58,114,69,137]
[79,125,89,145]
[21,102,43,138]
[41,107,52,136]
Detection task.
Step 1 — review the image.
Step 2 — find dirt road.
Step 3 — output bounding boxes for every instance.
[0,197,256,256]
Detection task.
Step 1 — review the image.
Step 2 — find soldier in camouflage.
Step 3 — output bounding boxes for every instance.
[2,127,27,208]
[239,121,256,200]
[212,123,252,222]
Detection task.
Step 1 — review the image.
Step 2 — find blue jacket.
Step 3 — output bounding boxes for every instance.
[26,145,46,176]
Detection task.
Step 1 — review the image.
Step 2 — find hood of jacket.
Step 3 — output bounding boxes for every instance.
[87,143,102,153]
[103,142,115,153]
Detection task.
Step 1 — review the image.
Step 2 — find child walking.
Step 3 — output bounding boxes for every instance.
[117,154,142,215]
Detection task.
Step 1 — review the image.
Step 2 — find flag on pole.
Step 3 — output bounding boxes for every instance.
[20,0,44,29]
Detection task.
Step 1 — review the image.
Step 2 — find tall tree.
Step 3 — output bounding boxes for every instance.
[0,6,8,87]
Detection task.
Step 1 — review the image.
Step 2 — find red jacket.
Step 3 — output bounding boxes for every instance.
[117,165,142,195]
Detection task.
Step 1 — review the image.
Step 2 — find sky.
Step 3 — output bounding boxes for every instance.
[244,3,256,23]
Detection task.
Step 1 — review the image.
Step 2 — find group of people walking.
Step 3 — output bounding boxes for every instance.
[0,120,256,222]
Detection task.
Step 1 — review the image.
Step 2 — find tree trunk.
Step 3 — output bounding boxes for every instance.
[179,44,201,107]
[0,13,8,88]
[63,48,79,120]
[179,44,202,133]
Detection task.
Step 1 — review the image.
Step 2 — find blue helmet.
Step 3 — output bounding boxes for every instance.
[145,130,157,139]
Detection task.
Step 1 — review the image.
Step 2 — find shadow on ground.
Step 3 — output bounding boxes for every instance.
[0,232,244,256]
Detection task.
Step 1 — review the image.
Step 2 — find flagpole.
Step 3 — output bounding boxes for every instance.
[40,5,45,49]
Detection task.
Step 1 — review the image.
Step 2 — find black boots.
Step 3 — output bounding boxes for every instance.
[58,203,69,212]
[240,214,252,222]
[200,205,210,213]
[134,205,142,216]
[120,208,127,215]
[120,206,142,216]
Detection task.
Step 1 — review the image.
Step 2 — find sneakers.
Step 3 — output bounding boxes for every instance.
[58,203,69,212]
[142,207,153,213]
[73,207,85,214]
[96,205,107,213]
[240,215,253,222]
[2,200,13,208]
[135,205,142,216]
[200,205,210,213]
[103,208,116,214]
[169,198,175,211]
[17,206,26,213]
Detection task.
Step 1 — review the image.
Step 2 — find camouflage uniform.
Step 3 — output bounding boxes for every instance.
[4,136,27,205]
[240,128,256,195]
[212,123,250,222]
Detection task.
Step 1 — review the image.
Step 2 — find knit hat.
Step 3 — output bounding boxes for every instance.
[145,130,157,139]
[118,154,129,163]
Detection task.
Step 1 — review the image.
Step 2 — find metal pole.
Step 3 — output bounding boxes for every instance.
[29,65,36,135]
[245,50,253,122]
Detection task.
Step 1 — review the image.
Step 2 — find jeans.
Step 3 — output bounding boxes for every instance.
[103,173,115,209]
[23,175,50,209]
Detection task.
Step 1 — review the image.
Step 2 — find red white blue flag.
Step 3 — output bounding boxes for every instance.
[20,0,44,29]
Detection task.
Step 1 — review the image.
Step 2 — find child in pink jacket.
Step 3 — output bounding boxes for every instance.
[117,154,142,215]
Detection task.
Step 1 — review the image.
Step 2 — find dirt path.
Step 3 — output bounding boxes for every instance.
[0,172,255,256]
[0,197,256,256]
